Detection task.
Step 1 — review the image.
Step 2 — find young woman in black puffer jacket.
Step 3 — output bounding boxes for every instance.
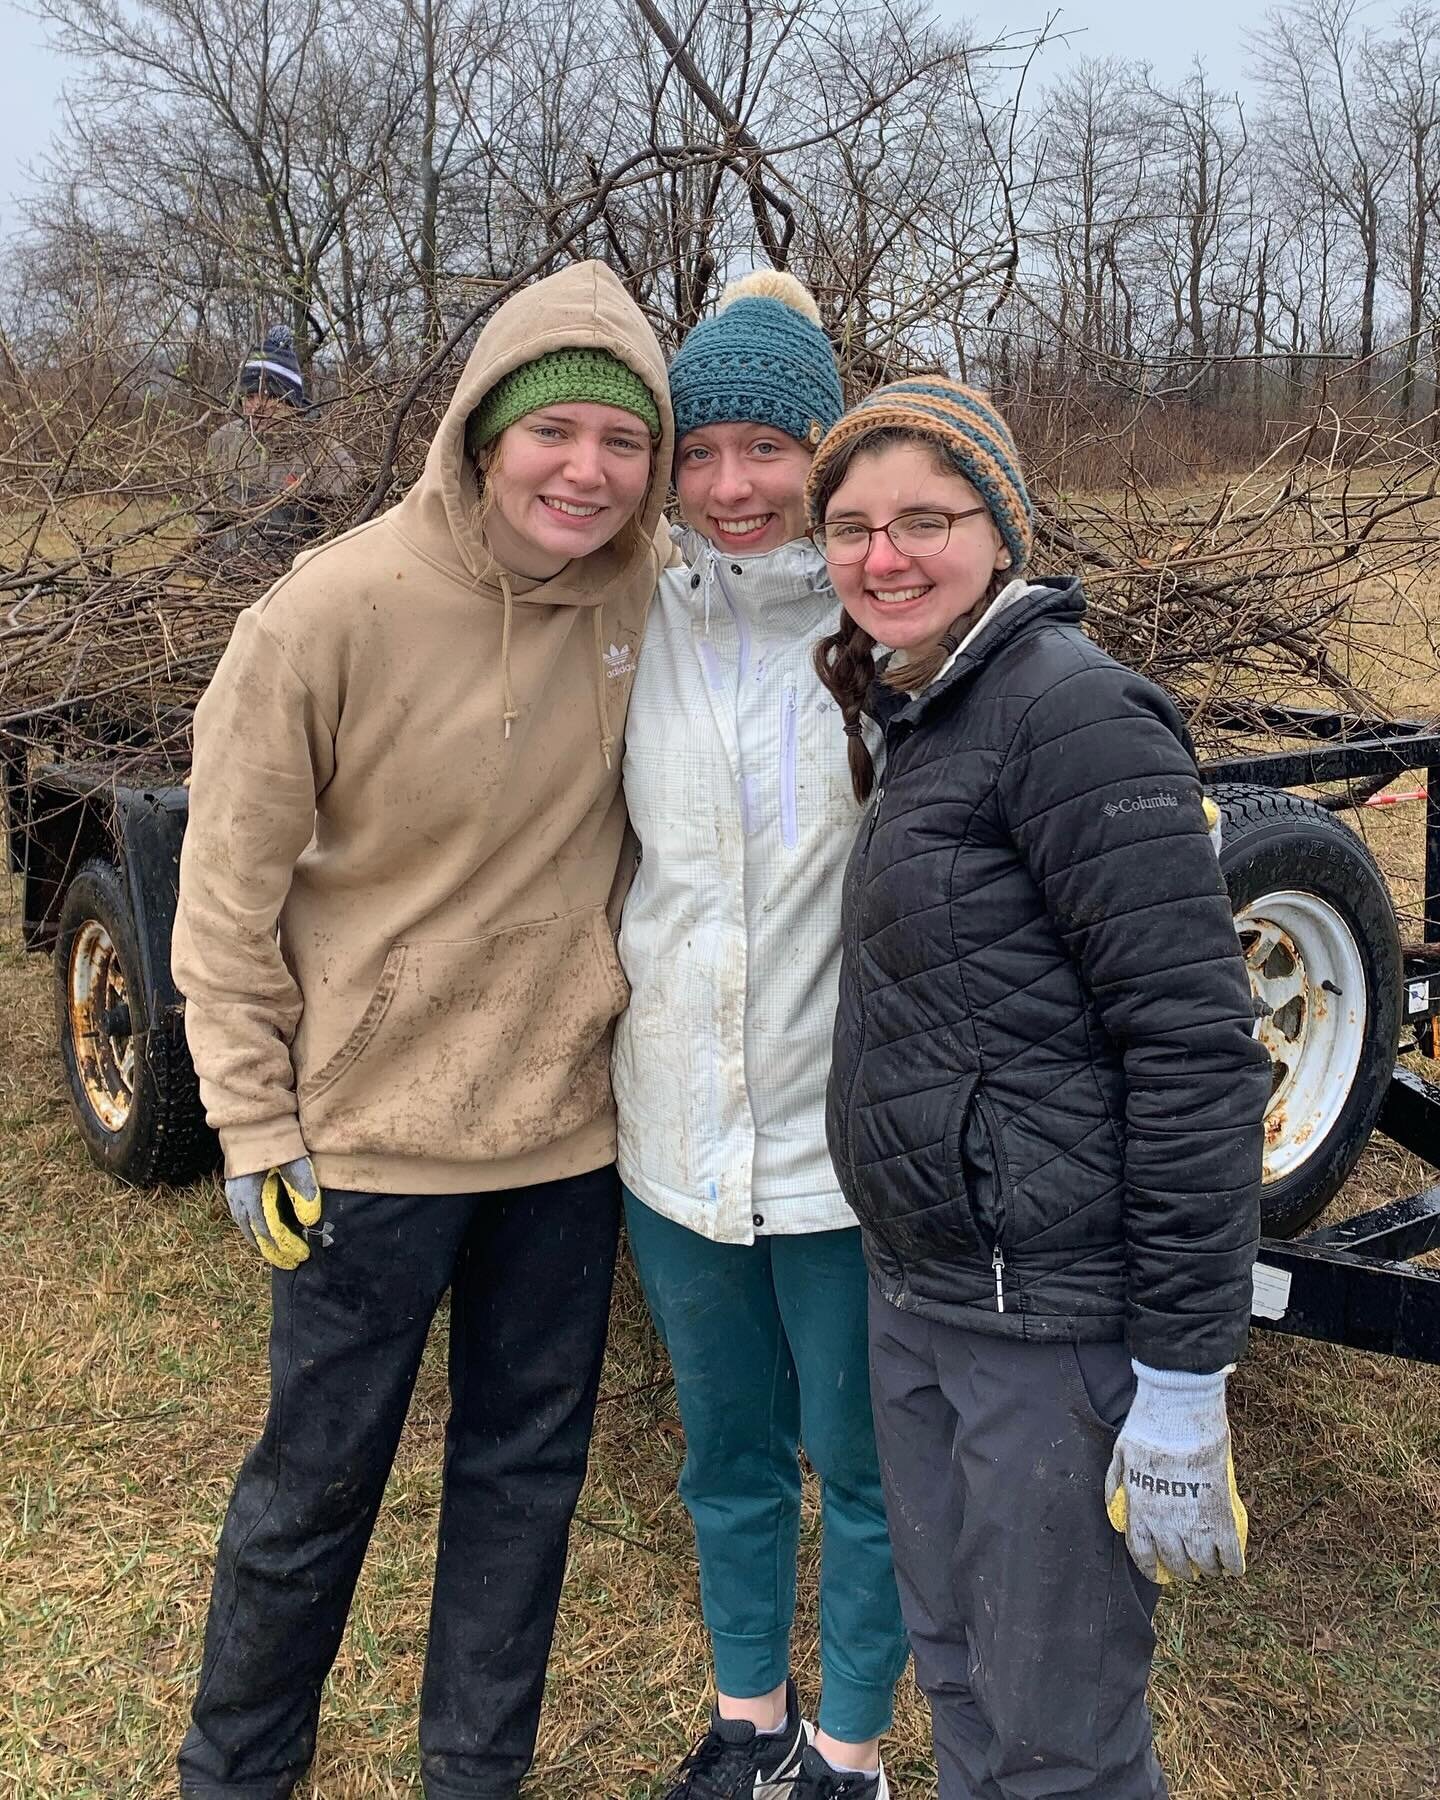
[805,377,1272,1800]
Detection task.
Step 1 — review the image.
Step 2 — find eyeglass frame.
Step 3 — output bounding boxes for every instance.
[809,505,992,564]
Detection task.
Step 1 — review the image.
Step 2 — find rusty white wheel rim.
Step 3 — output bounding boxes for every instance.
[67,919,135,1133]
[1234,890,1366,1184]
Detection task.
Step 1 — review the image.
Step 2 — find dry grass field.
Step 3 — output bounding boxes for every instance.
[3,515,1439,1798]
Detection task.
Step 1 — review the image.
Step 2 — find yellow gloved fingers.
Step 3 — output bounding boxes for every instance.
[259,1170,312,1270]
[1106,1483,1173,1584]
[1202,795,1224,856]
[279,1164,323,1229]
[1106,1452,1249,1583]
[1223,1451,1249,1574]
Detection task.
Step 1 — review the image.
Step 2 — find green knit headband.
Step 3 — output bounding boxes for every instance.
[467,348,661,455]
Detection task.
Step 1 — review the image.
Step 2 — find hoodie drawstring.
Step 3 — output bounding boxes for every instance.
[499,572,518,740]
[592,606,615,770]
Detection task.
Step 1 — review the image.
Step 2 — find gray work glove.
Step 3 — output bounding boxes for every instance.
[1104,1361,1249,1584]
[225,1154,330,1270]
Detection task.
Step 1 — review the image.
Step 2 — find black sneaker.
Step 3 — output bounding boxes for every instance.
[661,1679,811,1798]
[779,1745,889,1800]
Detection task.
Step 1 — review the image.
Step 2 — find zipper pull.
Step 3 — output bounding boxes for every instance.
[992,1245,1006,1314]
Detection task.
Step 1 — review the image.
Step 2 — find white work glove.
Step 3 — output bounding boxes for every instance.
[1104,1361,1249,1584]
[225,1154,329,1270]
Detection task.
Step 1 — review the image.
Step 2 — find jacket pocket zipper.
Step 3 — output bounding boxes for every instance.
[973,1091,1013,1315]
[779,683,799,850]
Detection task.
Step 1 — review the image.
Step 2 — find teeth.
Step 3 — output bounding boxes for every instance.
[871,587,929,603]
[715,516,770,535]
[546,498,602,517]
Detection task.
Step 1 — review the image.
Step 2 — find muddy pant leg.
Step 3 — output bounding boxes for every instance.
[419,1166,621,1800]
[868,1291,994,1798]
[178,1189,468,1800]
[871,1290,1167,1800]
[949,1333,1166,1799]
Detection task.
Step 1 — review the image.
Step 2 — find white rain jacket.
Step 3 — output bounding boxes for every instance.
[614,535,869,1241]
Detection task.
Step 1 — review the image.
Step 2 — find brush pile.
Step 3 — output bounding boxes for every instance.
[2,370,1437,779]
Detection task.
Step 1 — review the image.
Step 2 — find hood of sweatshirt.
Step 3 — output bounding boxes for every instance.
[387,259,674,759]
[394,259,674,602]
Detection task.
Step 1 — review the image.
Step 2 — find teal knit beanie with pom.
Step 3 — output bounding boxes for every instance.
[669,271,843,449]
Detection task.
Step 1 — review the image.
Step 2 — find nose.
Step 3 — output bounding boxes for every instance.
[711,454,753,507]
[863,530,911,579]
[562,437,605,488]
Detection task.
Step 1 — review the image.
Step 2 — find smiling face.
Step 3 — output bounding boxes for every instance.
[481,401,654,579]
[675,421,813,555]
[822,441,1011,655]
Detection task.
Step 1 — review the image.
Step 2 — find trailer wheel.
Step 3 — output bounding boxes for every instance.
[1209,784,1402,1237]
[54,858,218,1186]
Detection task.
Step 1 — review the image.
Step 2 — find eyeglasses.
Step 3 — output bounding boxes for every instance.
[810,506,990,565]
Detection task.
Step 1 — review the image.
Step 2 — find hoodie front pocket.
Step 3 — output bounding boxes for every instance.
[298,908,629,1163]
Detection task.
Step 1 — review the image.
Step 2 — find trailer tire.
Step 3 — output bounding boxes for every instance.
[54,858,219,1186]
[1209,783,1402,1238]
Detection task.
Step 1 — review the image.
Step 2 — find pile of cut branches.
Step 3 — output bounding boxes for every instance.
[2,352,1437,780]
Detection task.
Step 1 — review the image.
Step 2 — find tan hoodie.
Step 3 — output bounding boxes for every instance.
[172,261,674,1193]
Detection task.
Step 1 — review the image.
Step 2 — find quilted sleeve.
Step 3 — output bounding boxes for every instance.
[996,658,1272,1371]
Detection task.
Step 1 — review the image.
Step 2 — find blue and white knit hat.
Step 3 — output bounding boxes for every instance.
[669,271,843,449]
[238,323,307,406]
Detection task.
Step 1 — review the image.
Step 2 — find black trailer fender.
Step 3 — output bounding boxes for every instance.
[6,758,217,1184]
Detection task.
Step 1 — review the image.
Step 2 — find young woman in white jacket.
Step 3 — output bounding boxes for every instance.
[613,273,907,1800]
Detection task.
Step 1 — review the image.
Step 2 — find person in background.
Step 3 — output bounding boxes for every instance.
[201,323,356,557]
[614,271,909,1800]
[172,262,672,1800]
[806,377,1271,1799]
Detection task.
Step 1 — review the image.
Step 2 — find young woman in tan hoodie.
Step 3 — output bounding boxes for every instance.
[171,261,673,1800]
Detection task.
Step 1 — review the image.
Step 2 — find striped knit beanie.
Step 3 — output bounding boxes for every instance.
[467,347,662,456]
[805,376,1033,571]
[238,324,306,406]
[669,271,843,449]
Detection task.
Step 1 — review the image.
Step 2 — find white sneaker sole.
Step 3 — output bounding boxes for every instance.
[754,1719,813,1798]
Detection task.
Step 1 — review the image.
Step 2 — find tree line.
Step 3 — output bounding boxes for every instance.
[7,0,1440,436]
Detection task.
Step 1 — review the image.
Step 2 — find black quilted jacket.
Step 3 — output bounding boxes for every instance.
[828,579,1272,1371]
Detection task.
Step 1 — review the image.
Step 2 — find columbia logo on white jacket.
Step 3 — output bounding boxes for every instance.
[613,538,869,1243]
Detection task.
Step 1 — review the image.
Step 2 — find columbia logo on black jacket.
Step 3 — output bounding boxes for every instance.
[828,578,1273,1374]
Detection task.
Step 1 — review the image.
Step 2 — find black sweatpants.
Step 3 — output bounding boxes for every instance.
[177,1167,621,1800]
[869,1289,1167,1800]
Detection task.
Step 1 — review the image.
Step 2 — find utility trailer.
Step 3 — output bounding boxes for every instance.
[1199,707,1440,1364]
[4,703,1440,1361]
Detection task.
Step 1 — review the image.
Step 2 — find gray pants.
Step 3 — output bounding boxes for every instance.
[869,1290,1168,1799]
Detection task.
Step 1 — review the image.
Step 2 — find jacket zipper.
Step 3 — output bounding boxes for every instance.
[842,782,888,1240]
[779,683,799,850]
[842,784,884,1173]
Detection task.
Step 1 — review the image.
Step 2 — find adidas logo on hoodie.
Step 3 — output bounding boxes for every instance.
[604,641,637,681]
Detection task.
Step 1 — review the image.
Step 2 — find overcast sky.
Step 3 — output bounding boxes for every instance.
[0,0,1259,238]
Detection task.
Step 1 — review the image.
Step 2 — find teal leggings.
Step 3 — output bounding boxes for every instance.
[624,1191,908,1741]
